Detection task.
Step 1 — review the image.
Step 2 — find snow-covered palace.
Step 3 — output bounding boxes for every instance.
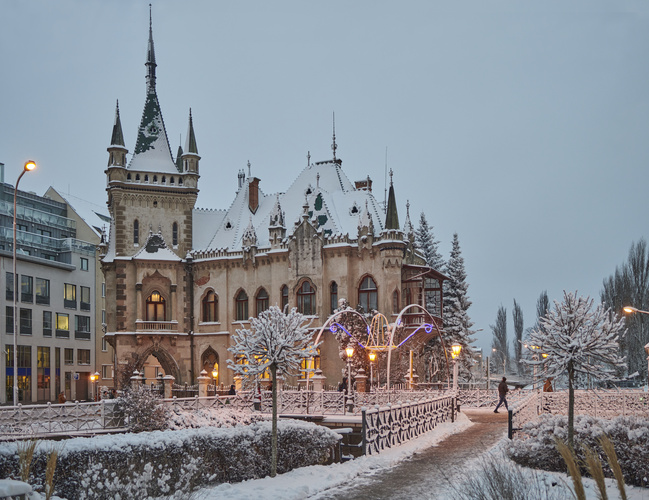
[101,15,446,389]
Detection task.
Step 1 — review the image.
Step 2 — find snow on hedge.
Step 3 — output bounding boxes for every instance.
[507,413,649,487]
[0,419,340,499]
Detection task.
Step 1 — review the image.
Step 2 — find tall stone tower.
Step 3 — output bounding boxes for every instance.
[105,10,199,259]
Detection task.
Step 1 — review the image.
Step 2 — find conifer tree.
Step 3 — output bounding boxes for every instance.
[491,305,508,375]
[512,300,524,374]
[415,212,444,271]
[443,233,475,373]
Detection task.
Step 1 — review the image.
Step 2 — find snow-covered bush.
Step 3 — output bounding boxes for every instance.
[166,406,266,430]
[119,385,169,432]
[508,414,649,487]
[0,420,340,499]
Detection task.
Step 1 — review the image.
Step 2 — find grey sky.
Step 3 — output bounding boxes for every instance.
[2,0,648,355]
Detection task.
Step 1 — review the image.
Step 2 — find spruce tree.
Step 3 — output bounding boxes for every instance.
[512,299,524,374]
[415,212,444,271]
[443,233,475,373]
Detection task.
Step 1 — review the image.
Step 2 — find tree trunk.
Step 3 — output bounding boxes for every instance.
[270,363,278,478]
[568,360,574,449]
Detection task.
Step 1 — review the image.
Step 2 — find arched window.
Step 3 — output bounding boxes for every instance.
[127,173,132,180]
[330,282,338,314]
[133,220,139,245]
[236,290,248,321]
[179,177,183,185]
[358,276,378,313]
[170,177,175,185]
[146,291,166,321]
[144,175,149,182]
[256,288,269,316]
[172,222,178,246]
[153,175,158,183]
[136,174,140,181]
[392,289,400,314]
[162,176,166,184]
[297,281,315,316]
[202,290,218,322]
[281,285,289,312]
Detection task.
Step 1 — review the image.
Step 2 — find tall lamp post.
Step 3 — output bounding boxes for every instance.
[368,351,376,391]
[451,344,462,391]
[345,345,354,412]
[623,306,649,388]
[12,160,36,405]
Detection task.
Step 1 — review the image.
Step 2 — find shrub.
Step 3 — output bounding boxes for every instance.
[118,385,169,432]
[507,414,649,487]
[0,419,340,499]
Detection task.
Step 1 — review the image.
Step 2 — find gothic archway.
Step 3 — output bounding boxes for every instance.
[201,347,220,385]
[134,345,181,383]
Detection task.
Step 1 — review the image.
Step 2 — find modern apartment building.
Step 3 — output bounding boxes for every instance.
[0,176,106,404]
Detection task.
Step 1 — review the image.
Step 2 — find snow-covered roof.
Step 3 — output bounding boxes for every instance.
[54,190,111,238]
[193,159,386,252]
[133,230,182,261]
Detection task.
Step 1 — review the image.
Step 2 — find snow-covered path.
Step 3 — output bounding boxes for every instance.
[310,408,506,499]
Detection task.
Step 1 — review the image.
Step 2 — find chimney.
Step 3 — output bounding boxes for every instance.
[248,177,260,213]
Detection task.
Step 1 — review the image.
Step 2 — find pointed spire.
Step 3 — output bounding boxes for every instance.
[269,195,285,228]
[129,7,175,172]
[184,108,198,154]
[175,140,184,171]
[110,100,125,147]
[403,200,414,235]
[331,112,338,162]
[385,169,400,230]
[146,4,157,91]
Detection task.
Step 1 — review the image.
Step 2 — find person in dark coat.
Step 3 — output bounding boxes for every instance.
[228,384,236,395]
[494,376,509,413]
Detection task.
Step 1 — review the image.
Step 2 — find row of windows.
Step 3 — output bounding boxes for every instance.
[196,276,380,323]
[5,274,91,310]
[5,307,91,339]
[126,172,183,186]
[6,346,91,367]
[133,220,179,246]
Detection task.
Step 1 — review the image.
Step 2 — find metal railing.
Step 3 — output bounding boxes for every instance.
[362,395,455,455]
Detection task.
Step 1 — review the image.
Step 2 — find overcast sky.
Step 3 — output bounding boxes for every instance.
[2,0,648,356]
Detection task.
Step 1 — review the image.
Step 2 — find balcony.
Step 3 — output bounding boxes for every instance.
[135,320,178,332]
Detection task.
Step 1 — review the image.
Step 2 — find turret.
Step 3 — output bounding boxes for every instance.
[181,109,200,176]
[107,100,128,168]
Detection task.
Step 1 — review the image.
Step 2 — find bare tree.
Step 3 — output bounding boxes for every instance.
[512,300,524,374]
[491,306,508,375]
[601,239,649,380]
[526,291,626,447]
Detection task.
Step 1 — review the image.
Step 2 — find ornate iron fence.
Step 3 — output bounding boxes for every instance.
[361,395,455,455]
[0,400,124,439]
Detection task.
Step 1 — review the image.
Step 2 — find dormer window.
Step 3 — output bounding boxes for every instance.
[153,175,158,183]
[136,174,140,181]
[144,175,149,182]
[170,177,175,184]
[162,176,166,184]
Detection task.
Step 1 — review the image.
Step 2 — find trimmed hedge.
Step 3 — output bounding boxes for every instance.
[507,414,649,487]
[0,420,340,499]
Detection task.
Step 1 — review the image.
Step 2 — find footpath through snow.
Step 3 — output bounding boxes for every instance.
[191,408,649,500]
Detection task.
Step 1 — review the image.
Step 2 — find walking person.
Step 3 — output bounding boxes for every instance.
[494,376,509,413]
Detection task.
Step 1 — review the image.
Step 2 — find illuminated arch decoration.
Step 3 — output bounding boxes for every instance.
[310,304,450,391]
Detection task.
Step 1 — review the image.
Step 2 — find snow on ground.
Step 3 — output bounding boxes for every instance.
[190,413,474,500]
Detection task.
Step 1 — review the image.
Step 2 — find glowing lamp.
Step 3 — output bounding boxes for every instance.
[345,346,354,359]
[24,160,36,172]
[369,351,376,362]
[624,306,637,314]
[542,353,548,359]
[451,344,462,359]
[212,369,218,379]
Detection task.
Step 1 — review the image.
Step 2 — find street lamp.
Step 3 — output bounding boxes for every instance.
[345,345,354,406]
[212,368,218,387]
[451,344,462,391]
[90,372,98,401]
[368,351,376,391]
[623,306,649,388]
[12,160,36,405]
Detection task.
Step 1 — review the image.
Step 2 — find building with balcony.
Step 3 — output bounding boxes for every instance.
[0,175,105,404]
[102,15,447,391]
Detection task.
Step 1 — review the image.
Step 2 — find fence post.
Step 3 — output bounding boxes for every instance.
[361,407,367,456]
[451,396,455,423]
[508,408,513,439]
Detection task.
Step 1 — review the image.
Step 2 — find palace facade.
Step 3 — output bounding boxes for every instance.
[101,15,446,389]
